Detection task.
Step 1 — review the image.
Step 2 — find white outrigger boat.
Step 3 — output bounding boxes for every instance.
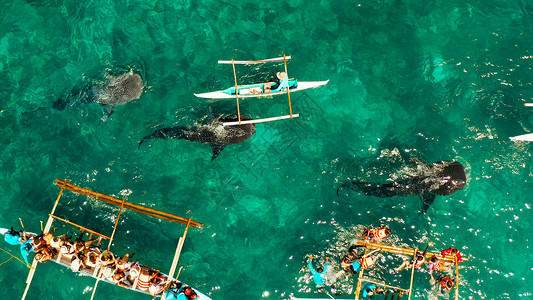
[7,179,211,300]
[195,55,329,126]
[510,103,533,141]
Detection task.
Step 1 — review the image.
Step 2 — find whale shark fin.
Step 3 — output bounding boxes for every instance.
[418,191,436,215]
[210,144,226,160]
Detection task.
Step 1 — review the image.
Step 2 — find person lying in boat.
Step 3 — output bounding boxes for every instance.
[363,226,391,243]
[440,247,463,264]
[394,248,428,272]
[3,227,24,245]
[164,281,185,300]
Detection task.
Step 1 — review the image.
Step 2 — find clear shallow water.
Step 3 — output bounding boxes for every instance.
[0,0,532,299]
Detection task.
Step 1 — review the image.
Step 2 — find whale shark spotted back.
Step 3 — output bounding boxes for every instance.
[139,115,256,160]
[338,159,467,214]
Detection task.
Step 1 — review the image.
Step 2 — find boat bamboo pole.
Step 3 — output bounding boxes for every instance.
[359,278,409,293]
[107,198,125,250]
[19,218,27,241]
[231,59,241,125]
[168,218,192,280]
[90,198,125,300]
[407,249,418,300]
[356,241,469,262]
[21,182,66,300]
[455,257,459,300]
[55,179,203,227]
[48,215,111,240]
[525,103,533,107]
[354,249,367,300]
[218,56,292,64]
[283,54,293,117]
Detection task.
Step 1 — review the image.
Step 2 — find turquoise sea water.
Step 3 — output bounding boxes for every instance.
[1,0,532,299]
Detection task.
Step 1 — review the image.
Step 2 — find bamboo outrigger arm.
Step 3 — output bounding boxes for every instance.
[55,179,203,227]
[355,241,469,263]
[223,114,300,126]
[21,181,67,300]
[359,278,410,293]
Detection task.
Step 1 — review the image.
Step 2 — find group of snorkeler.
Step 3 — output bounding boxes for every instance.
[3,227,199,299]
[308,226,464,298]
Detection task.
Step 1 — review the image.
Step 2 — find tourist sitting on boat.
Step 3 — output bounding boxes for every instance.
[361,282,385,299]
[99,250,116,267]
[85,252,99,269]
[182,286,198,299]
[102,265,117,281]
[363,226,391,243]
[116,253,134,272]
[60,242,76,260]
[149,276,168,296]
[308,255,329,287]
[70,254,86,272]
[137,266,158,292]
[4,227,24,245]
[350,248,381,274]
[394,249,427,272]
[49,236,64,252]
[440,247,463,264]
[112,270,130,287]
[34,246,53,263]
[126,261,141,284]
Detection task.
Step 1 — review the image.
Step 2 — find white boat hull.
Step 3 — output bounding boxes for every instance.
[195,80,329,99]
[510,133,533,142]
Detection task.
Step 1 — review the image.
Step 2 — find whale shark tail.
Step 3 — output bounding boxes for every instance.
[138,126,187,149]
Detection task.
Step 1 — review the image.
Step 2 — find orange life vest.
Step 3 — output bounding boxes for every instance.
[432,259,444,271]
[440,276,454,291]
[361,256,375,269]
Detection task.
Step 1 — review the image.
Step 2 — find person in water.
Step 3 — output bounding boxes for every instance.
[308,255,330,288]
[4,227,24,245]
[428,255,451,276]
[361,282,385,299]
[363,226,391,243]
[350,248,381,274]
[441,247,463,264]
[395,248,428,272]
[434,275,455,293]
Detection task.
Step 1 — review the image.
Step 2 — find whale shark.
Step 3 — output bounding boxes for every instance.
[338,158,467,214]
[139,115,256,160]
[37,72,143,118]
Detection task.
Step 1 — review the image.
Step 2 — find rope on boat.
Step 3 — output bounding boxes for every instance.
[0,247,29,267]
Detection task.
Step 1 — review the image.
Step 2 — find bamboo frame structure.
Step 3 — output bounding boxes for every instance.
[231,59,241,125]
[355,241,469,262]
[21,179,205,300]
[55,179,203,227]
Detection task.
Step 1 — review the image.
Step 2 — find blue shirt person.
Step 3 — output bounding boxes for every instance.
[362,282,384,299]
[3,227,23,245]
[20,240,34,266]
[308,255,330,286]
